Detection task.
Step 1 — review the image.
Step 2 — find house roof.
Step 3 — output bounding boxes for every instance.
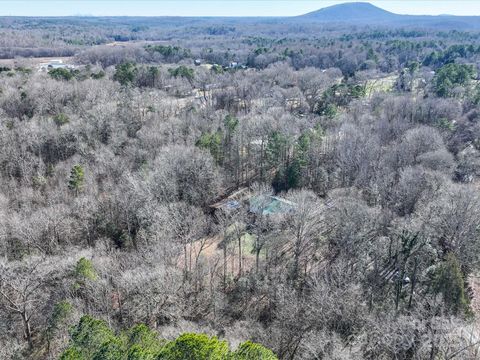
[249,195,295,215]
[210,187,249,210]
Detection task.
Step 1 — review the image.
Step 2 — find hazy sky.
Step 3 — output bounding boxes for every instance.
[1,1,480,17]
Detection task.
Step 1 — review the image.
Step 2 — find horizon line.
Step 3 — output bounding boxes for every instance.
[1,1,479,18]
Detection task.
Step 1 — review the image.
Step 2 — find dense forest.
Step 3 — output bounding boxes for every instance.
[1,6,480,359]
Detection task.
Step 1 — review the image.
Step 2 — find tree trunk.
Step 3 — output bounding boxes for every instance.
[238,235,242,277]
[223,242,227,290]
[183,242,188,283]
[22,312,33,350]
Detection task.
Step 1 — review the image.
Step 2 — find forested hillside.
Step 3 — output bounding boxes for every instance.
[1,10,480,360]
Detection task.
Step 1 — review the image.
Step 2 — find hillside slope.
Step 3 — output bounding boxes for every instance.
[297,2,480,29]
[301,2,399,22]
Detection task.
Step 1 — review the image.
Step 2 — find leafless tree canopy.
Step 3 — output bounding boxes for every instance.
[1,10,480,360]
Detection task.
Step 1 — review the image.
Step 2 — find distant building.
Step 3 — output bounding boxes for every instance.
[222,62,247,71]
[38,59,74,72]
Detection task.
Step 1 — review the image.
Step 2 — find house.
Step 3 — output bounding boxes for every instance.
[210,188,296,217]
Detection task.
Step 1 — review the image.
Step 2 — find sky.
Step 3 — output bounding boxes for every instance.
[0,0,480,17]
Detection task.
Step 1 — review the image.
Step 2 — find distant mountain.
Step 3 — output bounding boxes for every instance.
[300,2,399,22]
[297,2,480,29]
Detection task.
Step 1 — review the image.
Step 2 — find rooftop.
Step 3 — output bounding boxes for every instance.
[249,195,296,215]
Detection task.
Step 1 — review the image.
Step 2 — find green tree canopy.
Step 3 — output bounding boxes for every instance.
[68,165,85,195]
[231,341,278,360]
[168,65,194,83]
[63,316,116,359]
[158,333,228,360]
[49,68,75,81]
[60,317,278,360]
[434,63,477,97]
[196,131,223,164]
[74,257,98,282]
[114,62,138,85]
[53,113,70,127]
[431,252,470,315]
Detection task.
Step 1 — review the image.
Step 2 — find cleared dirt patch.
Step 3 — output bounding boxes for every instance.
[0,56,74,68]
